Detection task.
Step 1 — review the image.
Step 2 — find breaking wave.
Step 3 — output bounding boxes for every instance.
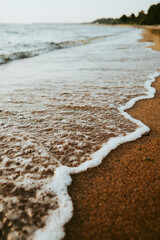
[0,35,108,65]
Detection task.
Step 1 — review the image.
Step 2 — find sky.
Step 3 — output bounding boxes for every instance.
[0,0,159,23]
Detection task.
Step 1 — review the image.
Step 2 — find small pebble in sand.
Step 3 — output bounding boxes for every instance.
[0,203,4,212]
[0,221,3,230]
[7,231,19,240]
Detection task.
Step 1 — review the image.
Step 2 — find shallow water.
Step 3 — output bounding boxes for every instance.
[0,23,124,64]
[0,24,159,239]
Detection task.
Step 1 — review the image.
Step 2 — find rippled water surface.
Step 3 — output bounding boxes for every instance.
[0,24,159,239]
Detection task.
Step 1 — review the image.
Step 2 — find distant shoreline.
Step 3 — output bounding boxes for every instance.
[91,3,160,26]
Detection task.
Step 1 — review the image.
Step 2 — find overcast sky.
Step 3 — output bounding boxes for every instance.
[0,0,159,23]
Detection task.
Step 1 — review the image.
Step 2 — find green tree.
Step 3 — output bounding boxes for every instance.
[136,10,146,24]
[145,3,160,24]
[120,15,128,23]
[130,13,136,21]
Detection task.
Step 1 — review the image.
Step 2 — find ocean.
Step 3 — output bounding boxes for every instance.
[0,23,159,240]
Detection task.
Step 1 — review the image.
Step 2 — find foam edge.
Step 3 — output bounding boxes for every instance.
[33,71,160,240]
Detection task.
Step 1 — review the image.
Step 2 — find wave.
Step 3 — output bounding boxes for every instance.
[33,71,160,240]
[0,35,108,65]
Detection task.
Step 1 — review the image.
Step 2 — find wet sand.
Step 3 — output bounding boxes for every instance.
[64,27,160,240]
[140,26,160,51]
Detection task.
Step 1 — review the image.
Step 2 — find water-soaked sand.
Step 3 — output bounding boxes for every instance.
[64,28,160,240]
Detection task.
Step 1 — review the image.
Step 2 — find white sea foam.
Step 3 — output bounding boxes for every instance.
[0,25,159,240]
[0,37,102,65]
[33,71,160,240]
[0,22,124,65]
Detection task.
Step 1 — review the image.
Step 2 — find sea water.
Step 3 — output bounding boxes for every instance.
[0,24,159,240]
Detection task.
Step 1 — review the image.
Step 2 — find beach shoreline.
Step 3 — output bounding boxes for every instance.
[64,27,160,239]
[140,25,160,52]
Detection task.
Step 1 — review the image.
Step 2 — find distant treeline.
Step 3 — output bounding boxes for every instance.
[92,3,160,25]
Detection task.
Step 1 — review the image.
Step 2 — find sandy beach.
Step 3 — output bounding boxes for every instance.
[140,26,160,51]
[0,24,159,240]
[64,27,160,240]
